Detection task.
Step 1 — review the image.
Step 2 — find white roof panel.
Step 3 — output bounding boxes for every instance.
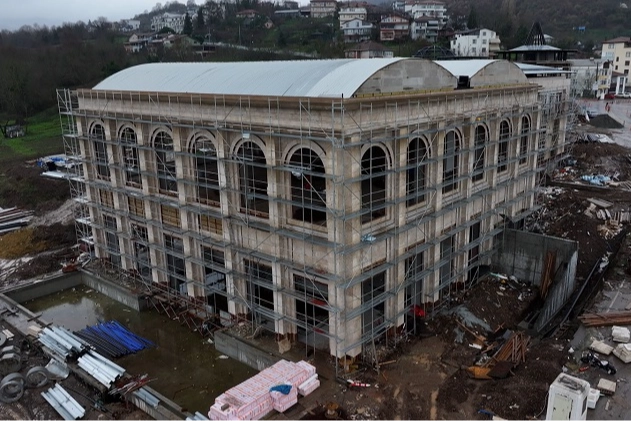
[510,45,560,52]
[93,59,405,98]
[433,59,496,77]
[514,62,570,75]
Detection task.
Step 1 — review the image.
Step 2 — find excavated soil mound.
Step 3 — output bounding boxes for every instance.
[587,114,624,129]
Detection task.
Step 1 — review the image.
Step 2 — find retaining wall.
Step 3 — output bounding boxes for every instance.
[215,331,281,371]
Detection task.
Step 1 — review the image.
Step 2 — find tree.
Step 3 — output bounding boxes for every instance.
[196,7,205,31]
[183,12,193,35]
[467,7,478,30]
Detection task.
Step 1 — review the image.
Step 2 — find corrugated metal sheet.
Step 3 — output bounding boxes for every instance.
[433,59,496,77]
[93,58,405,98]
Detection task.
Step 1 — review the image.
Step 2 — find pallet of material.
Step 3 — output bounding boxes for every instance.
[208,360,317,420]
[579,311,631,327]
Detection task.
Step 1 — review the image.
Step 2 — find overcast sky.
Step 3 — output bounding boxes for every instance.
[0,0,202,31]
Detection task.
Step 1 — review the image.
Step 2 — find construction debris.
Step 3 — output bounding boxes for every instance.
[612,326,630,343]
[0,207,34,235]
[590,340,614,355]
[579,310,631,327]
[597,378,617,395]
[613,343,631,363]
[466,331,531,380]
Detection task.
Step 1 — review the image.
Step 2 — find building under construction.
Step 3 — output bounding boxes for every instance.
[57,58,571,361]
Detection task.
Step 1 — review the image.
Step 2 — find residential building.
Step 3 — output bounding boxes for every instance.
[410,16,440,42]
[58,58,569,362]
[344,41,393,58]
[568,58,612,98]
[151,12,186,34]
[341,19,374,43]
[124,32,156,53]
[120,19,141,32]
[405,0,448,27]
[284,0,299,8]
[236,9,259,19]
[380,14,410,41]
[600,37,631,76]
[339,7,367,27]
[450,28,501,58]
[310,0,337,18]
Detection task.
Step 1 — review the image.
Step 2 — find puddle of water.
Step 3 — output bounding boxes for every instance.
[25,285,256,413]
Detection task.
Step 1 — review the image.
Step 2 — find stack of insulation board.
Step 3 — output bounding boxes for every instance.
[208,360,317,420]
[296,361,319,396]
[270,386,298,413]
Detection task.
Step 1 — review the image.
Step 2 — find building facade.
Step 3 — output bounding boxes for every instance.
[568,59,612,98]
[379,14,410,41]
[341,19,374,43]
[344,41,393,58]
[450,29,501,58]
[310,0,337,18]
[405,0,448,26]
[58,58,570,361]
[339,7,367,27]
[151,12,186,33]
[601,37,631,76]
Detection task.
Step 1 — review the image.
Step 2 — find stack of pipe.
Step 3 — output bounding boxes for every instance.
[77,350,125,387]
[38,326,92,361]
[74,320,154,358]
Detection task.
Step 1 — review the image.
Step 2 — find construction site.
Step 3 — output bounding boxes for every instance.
[53,57,571,368]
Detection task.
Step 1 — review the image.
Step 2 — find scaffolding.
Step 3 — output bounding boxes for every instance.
[56,67,572,377]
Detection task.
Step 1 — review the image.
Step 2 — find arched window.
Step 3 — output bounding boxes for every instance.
[192,136,220,206]
[498,120,510,173]
[154,131,177,194]
[120,127,141,187]
[236,141,268,216]
[91,124,110,179]
[472,125,487,182]
[407,137,429,206]
[519,116,530,165]
[442,131,460,193]
[289,148,326,225]
[361,146,387,223]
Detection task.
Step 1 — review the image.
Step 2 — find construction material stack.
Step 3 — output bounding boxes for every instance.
[208,360,319,420]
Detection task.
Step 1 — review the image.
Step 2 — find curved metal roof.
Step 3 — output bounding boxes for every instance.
[93,59,406,98]
[433,59,497,78]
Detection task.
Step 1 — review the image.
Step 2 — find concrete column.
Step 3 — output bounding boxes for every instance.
[434,122,446,212]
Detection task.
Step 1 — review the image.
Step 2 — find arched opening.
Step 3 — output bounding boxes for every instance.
[119,127,141,187]
[289,148,326,225]
[520,116,530,165]
[91,124,109,179]
[442,130,460,193]
[472,125,487,182]
[407,137,429,206]
[498,120,510,173]
[236,141,268,216]
[361,146,387,223]
[155,131,177,194]
[192,136,220,206]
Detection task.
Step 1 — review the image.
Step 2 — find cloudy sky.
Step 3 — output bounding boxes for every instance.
[0,0,199,31]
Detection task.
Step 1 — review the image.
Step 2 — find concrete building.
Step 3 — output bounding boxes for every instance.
[151,12,186,34]
[601,37,631,76]
[568,58,612,98]
[410,16,440,42]
[379,14,410,41]
[310,0,337,18]
[450,28,501,58]
[344,41,393,58]
[341,19,374,43]
[339,7,367,27]
[57,58,570,363]
[405,0,448,27]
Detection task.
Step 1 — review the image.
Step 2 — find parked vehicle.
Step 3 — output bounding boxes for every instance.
[604,92,616,99]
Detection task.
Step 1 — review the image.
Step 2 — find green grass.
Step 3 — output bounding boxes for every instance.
[0,108,64,163]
